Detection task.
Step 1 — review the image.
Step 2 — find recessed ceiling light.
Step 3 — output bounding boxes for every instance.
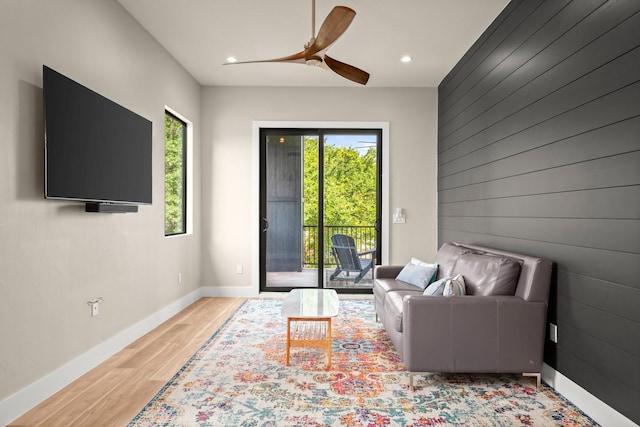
[226,56,237,63]
[401,55,413,63]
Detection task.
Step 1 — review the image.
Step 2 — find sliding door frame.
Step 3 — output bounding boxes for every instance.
[252,121,390,295]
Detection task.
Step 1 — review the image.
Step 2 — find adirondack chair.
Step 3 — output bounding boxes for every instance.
[329,234,376,283]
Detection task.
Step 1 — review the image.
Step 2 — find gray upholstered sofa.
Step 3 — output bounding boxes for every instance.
[373,242,552,389]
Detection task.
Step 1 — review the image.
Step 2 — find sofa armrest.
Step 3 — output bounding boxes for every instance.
[374,265,404,279]
[402,295,547,373]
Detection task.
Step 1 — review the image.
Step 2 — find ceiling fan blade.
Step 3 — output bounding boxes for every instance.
[306,6,355,56]
[224,50,306,65]
[323,54,369,85]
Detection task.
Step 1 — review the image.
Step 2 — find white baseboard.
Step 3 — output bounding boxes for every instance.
[0,288,203,426]
[200,285,259,298]
[542,363,638,427]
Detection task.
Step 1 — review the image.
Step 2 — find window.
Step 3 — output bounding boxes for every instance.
[164,111,187,235]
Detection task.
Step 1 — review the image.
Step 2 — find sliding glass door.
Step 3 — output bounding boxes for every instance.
[259,128,381,293]
[321,132,380,291]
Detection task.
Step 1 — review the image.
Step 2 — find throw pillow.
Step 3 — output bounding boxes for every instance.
[423,277,448,295]
[424,275,466,296]
[443,274,466,296]
[410,257,432,266]
[410,258,439,285]
[396,262,438,290]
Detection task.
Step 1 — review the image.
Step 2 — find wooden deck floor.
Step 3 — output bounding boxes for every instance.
[266,268,373,289]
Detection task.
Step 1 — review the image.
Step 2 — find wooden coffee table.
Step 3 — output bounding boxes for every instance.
[281,288,339,368]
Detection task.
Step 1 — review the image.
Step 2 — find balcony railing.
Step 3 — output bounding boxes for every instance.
[303,225,376,267]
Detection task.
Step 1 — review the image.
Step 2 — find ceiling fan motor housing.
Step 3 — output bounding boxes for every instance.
[305,55,323,66]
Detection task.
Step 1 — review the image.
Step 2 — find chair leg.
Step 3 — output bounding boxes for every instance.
[354,265,372,284]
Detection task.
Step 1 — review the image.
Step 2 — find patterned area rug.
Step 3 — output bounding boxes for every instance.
[129,299,598,426]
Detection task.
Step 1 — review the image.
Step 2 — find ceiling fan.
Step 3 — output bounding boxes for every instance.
[224,0,370,85]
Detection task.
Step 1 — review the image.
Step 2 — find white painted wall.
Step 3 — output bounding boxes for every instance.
[200,86,439,292]
[0,1,439,419]
[0,0,201,405]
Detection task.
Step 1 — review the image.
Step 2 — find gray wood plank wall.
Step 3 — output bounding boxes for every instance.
[437,0,640,423]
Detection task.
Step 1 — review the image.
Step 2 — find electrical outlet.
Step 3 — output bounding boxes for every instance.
[236,265,243,274]
[178,272,182,284]
[549,323,558,343]
[87,297,103,317]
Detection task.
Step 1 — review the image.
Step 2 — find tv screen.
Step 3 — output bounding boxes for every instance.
[43,65,152,206]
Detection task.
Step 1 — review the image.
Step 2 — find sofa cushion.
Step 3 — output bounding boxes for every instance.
[434,243,470,279]
[384,291,416,332]
[373,278,420,307]
[396,262,438,289]
[453,252,522,296]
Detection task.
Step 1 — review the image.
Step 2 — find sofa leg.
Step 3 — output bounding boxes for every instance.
[409,372,428,391]
[523,372,541,390]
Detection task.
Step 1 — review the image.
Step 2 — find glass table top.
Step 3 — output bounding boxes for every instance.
[281,289,340,318]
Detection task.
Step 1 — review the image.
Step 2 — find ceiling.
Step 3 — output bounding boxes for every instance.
[118,0,510,88]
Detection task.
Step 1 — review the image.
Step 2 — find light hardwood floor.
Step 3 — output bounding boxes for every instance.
[8,297,246,427]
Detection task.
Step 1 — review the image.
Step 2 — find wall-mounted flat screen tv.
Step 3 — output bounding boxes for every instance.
[43,65,152,209]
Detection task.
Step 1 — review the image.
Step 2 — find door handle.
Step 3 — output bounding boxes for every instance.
[374,218,380,232]
[262,217,269,232]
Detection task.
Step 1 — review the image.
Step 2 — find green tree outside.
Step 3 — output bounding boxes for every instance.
[303,136,377,266]
[165,114,185,235]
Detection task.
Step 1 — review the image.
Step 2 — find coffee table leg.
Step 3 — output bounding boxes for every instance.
[327,318,332,369]
[286,318,291,366]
